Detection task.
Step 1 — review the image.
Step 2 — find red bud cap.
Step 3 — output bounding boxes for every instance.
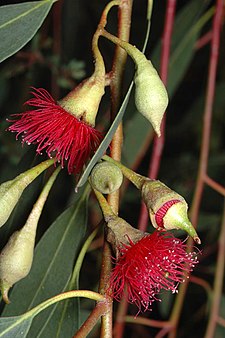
[142,179,201,244]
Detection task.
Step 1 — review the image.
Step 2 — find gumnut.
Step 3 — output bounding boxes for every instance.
[90,161,123,194]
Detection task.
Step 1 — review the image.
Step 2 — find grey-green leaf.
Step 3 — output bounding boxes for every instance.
[0,315,33,338]
[0,0,57,63]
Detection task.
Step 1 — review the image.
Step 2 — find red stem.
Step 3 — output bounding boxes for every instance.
[191,0,223,227]
[168,1,223,337]
[138,0,177,232]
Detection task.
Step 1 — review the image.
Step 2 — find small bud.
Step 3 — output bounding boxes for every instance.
[141,179,201,244]
[101,30,168,136]
[0,159,54,228]
[134,58,168,136]
[59,74,105,126]
[0,167,60,303]
[0,228,35,303]
[90,162,123,194]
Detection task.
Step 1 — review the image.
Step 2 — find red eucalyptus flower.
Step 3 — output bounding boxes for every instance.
[110,231,198,313]
[7,88,103,174]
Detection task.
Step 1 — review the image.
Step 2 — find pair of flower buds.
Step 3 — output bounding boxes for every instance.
[91,156,201,246]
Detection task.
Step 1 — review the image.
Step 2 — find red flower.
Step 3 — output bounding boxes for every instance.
[7,88,103,174]
[110,231,198,313]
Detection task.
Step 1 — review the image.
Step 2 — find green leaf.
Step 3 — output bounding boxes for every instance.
[2,186,89,338]
[0,0,57,63]
[0,315,33,338]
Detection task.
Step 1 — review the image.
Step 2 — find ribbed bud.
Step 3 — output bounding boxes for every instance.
[134,58,168,136]
[141,179,201,244]
[90,162,123,194]
[0,159,54,228]
[59,75,105,126]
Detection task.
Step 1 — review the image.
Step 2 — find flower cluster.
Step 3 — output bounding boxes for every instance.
[8,88,103,174]
[110,231,198,313]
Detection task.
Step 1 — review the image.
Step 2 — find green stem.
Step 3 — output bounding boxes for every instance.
[91,185,115,221]
[28,290,106,318]
[101,29,147,67]
[102,155,145,189]
[23,166,61,233]
[92,0,121,79]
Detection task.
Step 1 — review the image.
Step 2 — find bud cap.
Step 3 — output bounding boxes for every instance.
[90,162,123,194]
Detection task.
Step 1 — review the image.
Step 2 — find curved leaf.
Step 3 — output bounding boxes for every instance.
[0,315,33,338]
[0,0,57,63]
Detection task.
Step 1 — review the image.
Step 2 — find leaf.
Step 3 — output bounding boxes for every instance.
[2,186,89,338]
[0,315,33,338]
[0,0,57,63]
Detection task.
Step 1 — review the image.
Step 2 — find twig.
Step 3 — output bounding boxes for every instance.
[205,200,225,338]
[204,174,225,197]
[168,1,223,337]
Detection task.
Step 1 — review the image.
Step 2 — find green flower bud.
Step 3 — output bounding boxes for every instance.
[90,162,123,194]
[0,159,54,228]
[134,58,168,136]
[141,179,201,244]
[0,227,35,303]
[101,30,168,136]
[0,167,60,303]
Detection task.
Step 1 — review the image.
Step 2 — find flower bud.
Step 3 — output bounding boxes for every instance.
[0,167,60,303]
[0,159,54,228]
[90,162,123,194]
[134,58,168,136]
[101,30,168,136]
[0,227,35,303]
[59,74,105,126]
[141,179,201,244]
